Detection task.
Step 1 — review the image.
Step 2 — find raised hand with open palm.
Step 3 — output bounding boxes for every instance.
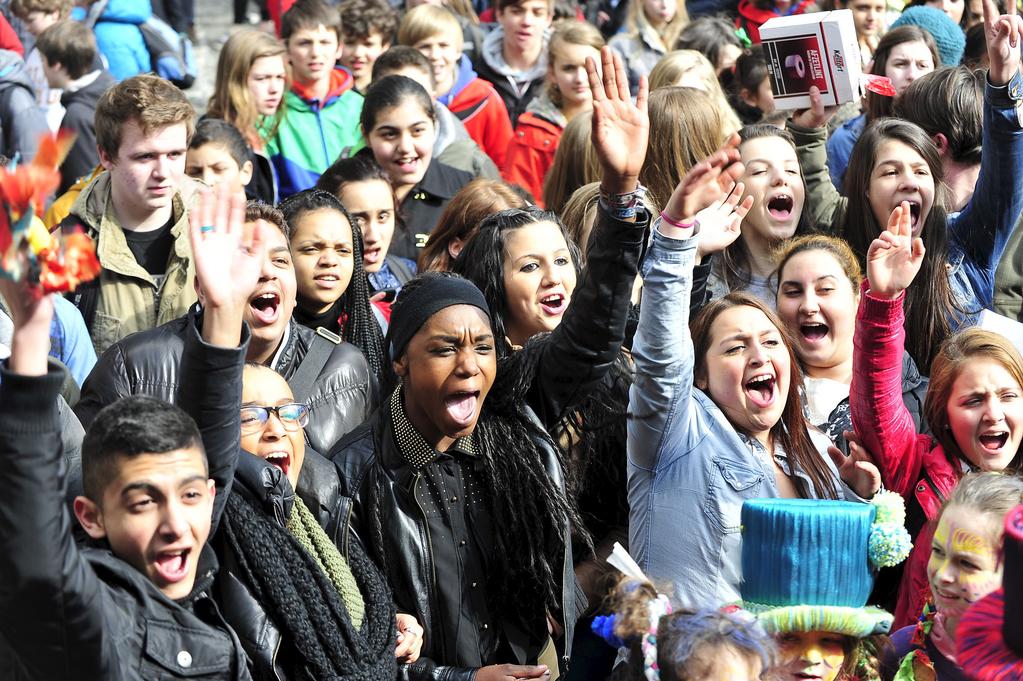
[866,201,926,300]
[587,46,649,196]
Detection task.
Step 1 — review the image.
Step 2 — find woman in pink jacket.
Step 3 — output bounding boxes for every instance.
[851,201,1023,630]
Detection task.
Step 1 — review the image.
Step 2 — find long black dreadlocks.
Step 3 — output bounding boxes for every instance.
[280,189,389,384]
[366,272,588,625]
[221,491,397,681]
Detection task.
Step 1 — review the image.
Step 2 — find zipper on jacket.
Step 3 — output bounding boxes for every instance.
[271,637,283,681]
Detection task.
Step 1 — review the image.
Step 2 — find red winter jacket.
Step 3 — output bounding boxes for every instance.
[449,76,514,171]
[502,111,562,207]
[0,14,23,57]
[851,285,962,630]
[735,0,815,44]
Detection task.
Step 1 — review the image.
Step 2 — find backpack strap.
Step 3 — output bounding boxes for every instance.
[289,327,340,404]
[59,216,100,332]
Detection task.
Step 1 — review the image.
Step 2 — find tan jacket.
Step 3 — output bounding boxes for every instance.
[68,172,200,355]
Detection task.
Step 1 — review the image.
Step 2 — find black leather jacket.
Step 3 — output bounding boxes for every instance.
[0,317,251,681]
[215,452,295,681]
[330,399,580,681]
[75,310,376,455]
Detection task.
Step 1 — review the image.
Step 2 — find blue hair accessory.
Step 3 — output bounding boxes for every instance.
[591,614,626,648]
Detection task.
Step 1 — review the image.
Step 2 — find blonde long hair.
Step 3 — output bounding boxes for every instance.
[207,29,290,150]
[649,50,741,136]
[640,86,724,211]
[624,0,688,53]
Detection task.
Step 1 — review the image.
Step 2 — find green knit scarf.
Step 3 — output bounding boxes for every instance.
[286,496,366,629]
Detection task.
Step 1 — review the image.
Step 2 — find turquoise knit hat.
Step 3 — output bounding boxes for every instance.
[739,495,911,638]
[890,6,966,66]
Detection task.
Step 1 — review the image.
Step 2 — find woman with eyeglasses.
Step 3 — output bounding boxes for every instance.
[226,359,428,680]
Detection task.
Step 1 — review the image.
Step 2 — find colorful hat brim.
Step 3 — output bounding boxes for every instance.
[742,603,894,637]
[957,589,1023,681]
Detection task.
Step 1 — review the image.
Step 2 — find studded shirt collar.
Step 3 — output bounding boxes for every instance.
[389,386,476,469]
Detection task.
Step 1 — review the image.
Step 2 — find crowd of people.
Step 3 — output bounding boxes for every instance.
[2,0,1023,677]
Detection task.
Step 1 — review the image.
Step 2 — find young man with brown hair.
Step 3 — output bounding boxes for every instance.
[35,19,114,193]
[60,74,200,355]
[472,0,553,125]
[338,0,396,94]
[0,188,263,681]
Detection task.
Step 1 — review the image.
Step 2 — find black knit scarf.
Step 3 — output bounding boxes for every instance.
[221,492,397,681]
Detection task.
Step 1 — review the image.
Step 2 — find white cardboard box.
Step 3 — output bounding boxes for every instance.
[759,9,864,109]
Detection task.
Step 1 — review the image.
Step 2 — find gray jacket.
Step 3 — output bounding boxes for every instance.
[0,49,49,163]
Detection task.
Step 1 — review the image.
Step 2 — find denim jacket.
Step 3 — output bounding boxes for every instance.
[628,227,856,608]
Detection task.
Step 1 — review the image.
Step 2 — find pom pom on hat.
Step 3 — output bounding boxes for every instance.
[869,523,913,568]
[871,490,906,526]
[890,6,966,66]
[869,491,912,569]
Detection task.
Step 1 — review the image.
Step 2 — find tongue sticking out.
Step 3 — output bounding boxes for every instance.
[445,392,479,427]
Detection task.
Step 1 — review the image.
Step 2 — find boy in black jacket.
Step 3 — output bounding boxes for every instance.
[35,19,114,193]
[0,189,264,680]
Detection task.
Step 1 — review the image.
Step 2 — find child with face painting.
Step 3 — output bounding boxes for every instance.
[628,135,881,609]
[707,124,813,307]
[882,472,1023,680]
[789,0,1023,372]
[361,75,476,261]
[852,201,1023,631]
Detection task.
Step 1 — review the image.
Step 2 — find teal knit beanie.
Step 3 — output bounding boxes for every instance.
[891,6,966,66]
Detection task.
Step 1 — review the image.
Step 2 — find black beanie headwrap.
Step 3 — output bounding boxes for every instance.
[385,276,491,360]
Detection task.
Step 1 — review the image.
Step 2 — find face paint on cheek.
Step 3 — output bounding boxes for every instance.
[956,569,1001,603]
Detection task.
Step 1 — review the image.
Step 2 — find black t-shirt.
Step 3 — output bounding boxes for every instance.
[122,219,174,281]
